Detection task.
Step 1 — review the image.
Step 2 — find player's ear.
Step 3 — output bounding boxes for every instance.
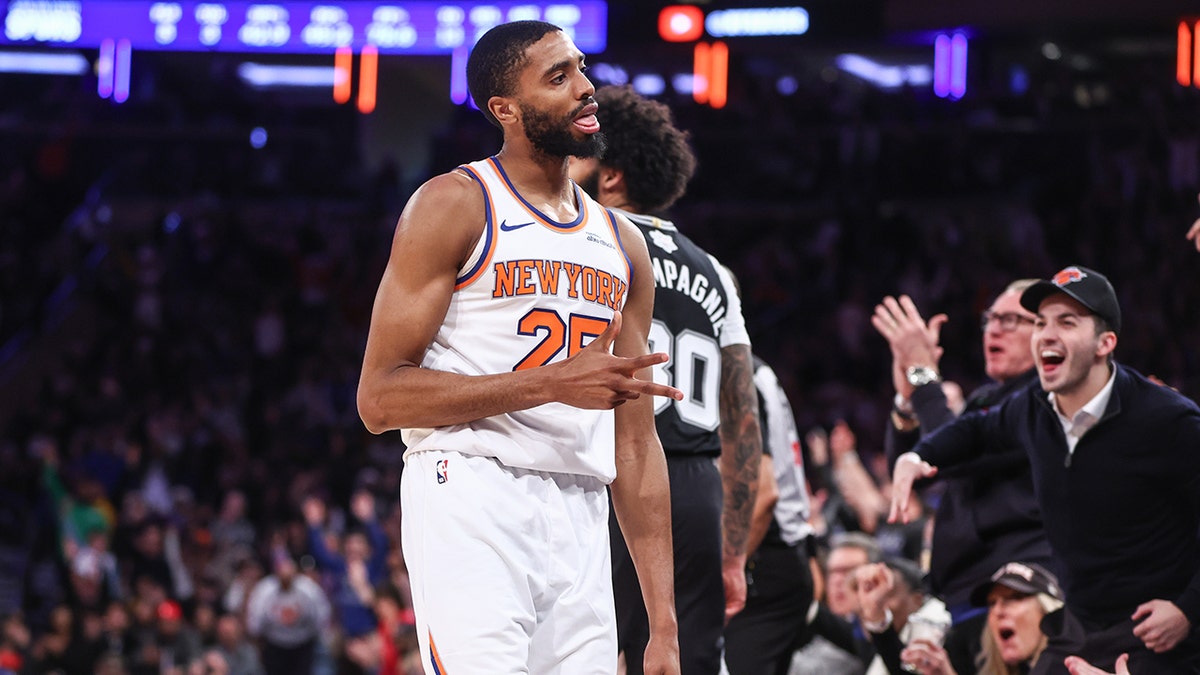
[600,167,624,192]
[490,96,516,126]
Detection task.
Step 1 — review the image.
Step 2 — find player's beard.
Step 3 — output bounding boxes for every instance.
[522,100,607,160]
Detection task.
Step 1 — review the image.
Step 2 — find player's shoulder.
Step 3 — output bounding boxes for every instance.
[398,169,485,229]
[611,211,650,251]
[416,167,484,205]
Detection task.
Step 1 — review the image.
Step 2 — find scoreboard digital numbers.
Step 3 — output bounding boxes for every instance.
[0,0,607,53]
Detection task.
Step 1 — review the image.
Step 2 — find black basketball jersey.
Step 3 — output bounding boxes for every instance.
[620,209,751,455]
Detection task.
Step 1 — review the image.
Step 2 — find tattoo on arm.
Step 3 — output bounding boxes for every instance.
[719,344,762,559]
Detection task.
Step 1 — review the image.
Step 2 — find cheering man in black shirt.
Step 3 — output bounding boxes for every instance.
[891,265,1200,674]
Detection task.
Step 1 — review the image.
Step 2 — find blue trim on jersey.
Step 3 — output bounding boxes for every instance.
[489,155,586,229]
[455,164,493,286]
[604,208,635,290]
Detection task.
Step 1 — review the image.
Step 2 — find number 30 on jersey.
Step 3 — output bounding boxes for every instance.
[647,319,720,429]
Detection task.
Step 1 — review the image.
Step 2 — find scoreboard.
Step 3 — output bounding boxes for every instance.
[0,0,607,53]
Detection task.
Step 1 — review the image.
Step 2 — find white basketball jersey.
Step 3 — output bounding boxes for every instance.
[401,157,633,482]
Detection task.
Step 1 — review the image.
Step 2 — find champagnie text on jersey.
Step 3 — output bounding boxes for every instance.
[492,259,627,311]
[652,257,727,325]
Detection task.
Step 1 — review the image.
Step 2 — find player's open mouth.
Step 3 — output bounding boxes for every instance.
[573,103,600,133]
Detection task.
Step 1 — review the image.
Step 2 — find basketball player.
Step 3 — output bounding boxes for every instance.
[570,85,761,674]
[357,22,682,674]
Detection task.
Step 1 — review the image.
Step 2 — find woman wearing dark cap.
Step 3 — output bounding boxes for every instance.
[897,561,1064,675]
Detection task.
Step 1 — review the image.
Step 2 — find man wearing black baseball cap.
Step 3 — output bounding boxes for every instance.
[888,265,1200,674]
[1018,265,1121,336]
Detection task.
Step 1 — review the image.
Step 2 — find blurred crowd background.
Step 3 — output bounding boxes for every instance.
[2,2,1200,673]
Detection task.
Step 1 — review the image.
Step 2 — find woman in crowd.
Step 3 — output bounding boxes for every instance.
[889,562,1063,675]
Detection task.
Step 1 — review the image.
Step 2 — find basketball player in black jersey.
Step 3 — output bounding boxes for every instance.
[570,85,761,675]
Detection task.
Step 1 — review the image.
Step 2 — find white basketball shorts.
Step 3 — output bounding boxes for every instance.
[400,450,617,674]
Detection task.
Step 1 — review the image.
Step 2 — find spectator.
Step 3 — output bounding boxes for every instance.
[246,554,330,675]
[153,600,203,674]
[892,266,1200,673]
[126,520,193,602]
[343,584,414,675]
[874,281,1053,668]
[792,532,884,675]
[857,557,952,674]
[0,613,31,675]
[302,493,387,639]
[29,604,101,674]
[892,561,1064,675]
[213,613,264,675]
[210,490,256,554]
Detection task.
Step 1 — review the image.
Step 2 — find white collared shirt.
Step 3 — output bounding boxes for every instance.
[1048,369,1116,457]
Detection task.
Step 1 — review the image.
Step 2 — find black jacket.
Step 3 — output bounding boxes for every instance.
[915,364,1200,627]
[887,369,1053,609]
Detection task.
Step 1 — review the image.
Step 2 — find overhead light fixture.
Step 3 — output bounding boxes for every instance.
[837,54,932,90]
[705,7,808,38]
[0,51,88,74]
[237,62,337,88]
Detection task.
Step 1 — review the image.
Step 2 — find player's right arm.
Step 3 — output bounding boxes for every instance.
[357,171,679,434]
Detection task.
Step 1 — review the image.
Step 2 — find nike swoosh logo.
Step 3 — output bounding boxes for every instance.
[500,219,536,231]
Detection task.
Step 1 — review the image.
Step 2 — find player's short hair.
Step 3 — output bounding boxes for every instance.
[467,20,561,128]
[593,85,696,213]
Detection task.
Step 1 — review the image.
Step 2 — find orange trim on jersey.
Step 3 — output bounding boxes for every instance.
[455,164,499,290]
[485,156,589,232]
[428,631,448,674]
[603,208,633,290]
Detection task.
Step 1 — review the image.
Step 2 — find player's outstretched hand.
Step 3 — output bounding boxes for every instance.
[888,452,938,523]
[1064,653,1130,675]
[555,311,683,409]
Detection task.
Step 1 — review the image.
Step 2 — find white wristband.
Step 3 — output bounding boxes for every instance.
[861,607,894,634]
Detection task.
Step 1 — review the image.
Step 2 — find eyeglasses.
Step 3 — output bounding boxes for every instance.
[980,311,1035,332]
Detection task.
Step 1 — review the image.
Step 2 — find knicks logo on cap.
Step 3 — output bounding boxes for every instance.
[1052,267,1087,287]
[436,459,448,484]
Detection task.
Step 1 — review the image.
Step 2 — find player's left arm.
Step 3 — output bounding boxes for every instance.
[714,263,762,620]
[610,215,680,675]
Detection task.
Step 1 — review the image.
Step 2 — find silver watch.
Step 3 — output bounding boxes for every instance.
[905,366,941,387]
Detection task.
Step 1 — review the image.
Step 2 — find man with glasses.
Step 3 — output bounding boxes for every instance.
[872,279,1054,670]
